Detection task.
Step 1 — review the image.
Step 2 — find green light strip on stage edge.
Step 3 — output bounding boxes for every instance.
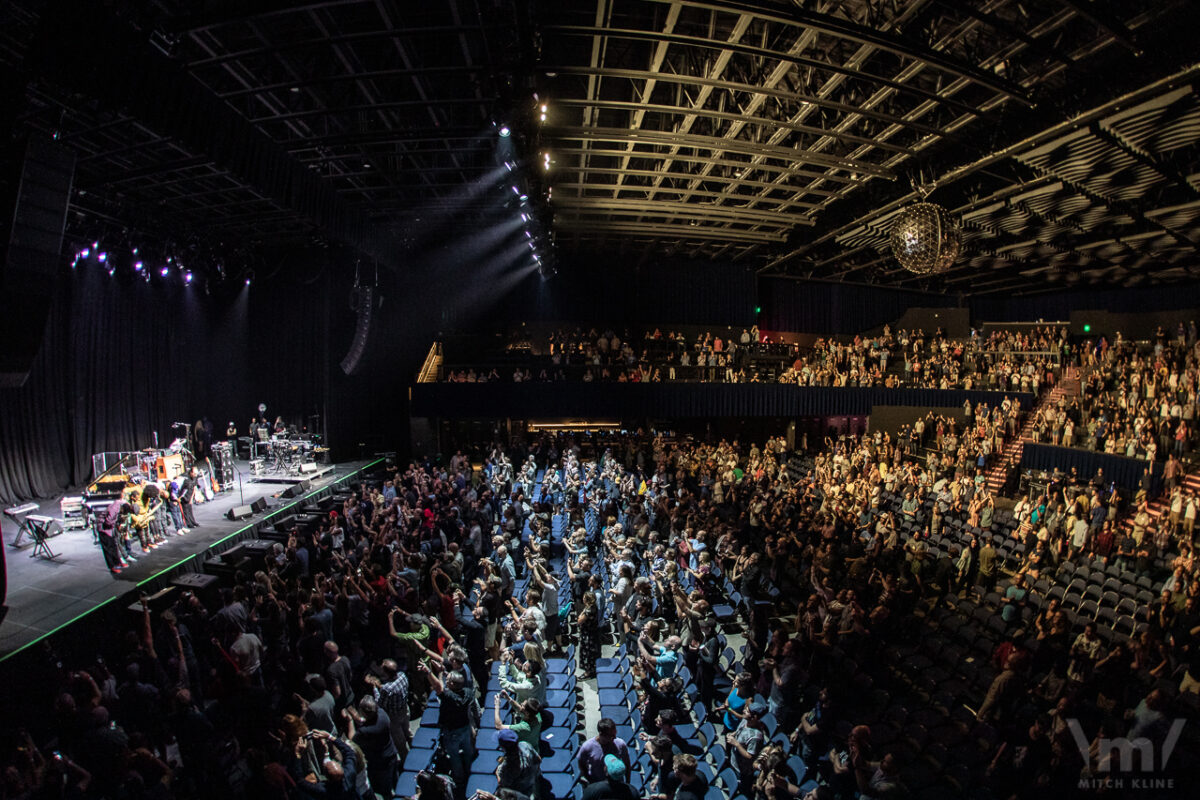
[0,596,120,664]
[0,458,387,664]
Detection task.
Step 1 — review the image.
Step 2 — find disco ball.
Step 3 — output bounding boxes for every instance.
[889,202,961,275]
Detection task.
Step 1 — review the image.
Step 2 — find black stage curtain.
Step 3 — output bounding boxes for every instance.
[1020,443,1163,495]
[0,267,333,506]
[412,383,1033,420]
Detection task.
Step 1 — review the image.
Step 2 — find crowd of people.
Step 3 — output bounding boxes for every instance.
[1023,327,1200,463]
[441,325,1067,394]
[775,327,1063,392]
[3,424,1196,800]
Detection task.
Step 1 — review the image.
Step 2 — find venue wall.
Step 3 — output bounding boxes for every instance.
[487,258,757,328]
[757,277,958,334]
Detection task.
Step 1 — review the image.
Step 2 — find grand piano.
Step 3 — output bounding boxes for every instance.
[84,453,136,515]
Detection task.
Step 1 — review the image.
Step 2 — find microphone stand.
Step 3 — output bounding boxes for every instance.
[232,457,245,507]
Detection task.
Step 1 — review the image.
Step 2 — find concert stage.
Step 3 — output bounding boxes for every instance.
[0,457,385,660]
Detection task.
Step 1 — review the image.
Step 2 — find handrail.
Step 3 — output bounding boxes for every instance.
[417,341,443,384]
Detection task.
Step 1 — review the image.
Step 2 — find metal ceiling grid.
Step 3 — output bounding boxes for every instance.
[1,0,1198,295]
[537,0,1153,261]
[174,0,506,211]
[824,82,1200,295]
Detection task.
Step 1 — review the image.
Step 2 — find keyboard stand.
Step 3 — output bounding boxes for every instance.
[11,518,33,547]
[27,517,59,560]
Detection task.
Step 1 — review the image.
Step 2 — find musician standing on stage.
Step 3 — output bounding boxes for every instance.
[141,483,174,542]
[192,420,212,470]
[98,501,132,574]
[167,478,188,534]
[178,468,200,529]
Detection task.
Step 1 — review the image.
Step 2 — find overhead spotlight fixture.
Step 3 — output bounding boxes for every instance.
[167,256,174,264]
[519,194,528,202]
[92,240,99,249]
[540,104,547,113]
[97,252,107,262]
[107,267,115,277]
[289,86,300,93]
[539,113,546,122]
[134,260,144,271]
[498,125,511,137]
[184,271,194,284]
[512,186,521,195]
[160,266,170,277]
[525,231,533,238]
[521,213,529,222]
[80,248,90,258]
[362,162,371,168]
[505,161,515,171]
[132,247,138,255]
[245,276,252,286]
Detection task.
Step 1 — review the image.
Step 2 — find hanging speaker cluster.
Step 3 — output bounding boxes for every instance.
[339,284,373,375]
[889,201,961,275]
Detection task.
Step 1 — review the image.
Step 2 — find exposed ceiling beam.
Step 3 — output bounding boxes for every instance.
[542,65,952,138]
[641,0,1033,103]
[553,196,812,226]
[547,25,989,118]
[557,219,785,243]
[547,125,893,178]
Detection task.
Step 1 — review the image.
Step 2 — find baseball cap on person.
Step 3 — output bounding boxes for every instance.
[748,701,769,717]
[604,754,627,780]
[496,729,518,745]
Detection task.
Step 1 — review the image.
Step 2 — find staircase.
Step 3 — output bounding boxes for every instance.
[984,366,1081,494]
[1119,466,1200,536]
[416,341,444,383]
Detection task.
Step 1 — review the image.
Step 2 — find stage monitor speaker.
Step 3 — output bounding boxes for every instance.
[225,504,254,521]
[0,138,75,388]
[282,479,312,499]
[251,497,269,513]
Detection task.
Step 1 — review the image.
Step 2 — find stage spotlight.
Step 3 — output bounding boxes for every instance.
[498,125,511,137]
[511,186,520,195]
[160,266,170,277]
[132,247,138,255]
[245,276,252,286]
[80,248,90,258]
[97,252,107,263]
[525,231,532,238]
[519,194,528,202]
[521,213,530,222]
[107,267,115,277]
[92,240,98,249]
[133,260,144,271]
[184,271,194,284]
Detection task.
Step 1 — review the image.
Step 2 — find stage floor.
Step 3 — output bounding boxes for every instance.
[0,458,379,659]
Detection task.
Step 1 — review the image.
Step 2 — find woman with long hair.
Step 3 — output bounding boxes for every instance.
[577,590,600,678]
